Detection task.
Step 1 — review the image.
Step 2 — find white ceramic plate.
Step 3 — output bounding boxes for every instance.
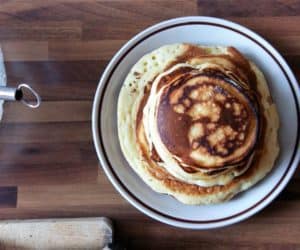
[92,16,300,229]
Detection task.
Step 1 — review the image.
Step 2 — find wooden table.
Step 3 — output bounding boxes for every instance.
[0,1,299,249]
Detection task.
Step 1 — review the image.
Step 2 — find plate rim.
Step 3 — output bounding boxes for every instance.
[92,16,300,229]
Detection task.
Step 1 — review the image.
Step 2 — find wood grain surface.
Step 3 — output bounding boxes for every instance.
[0,1,299,249]
[0,217,112,249]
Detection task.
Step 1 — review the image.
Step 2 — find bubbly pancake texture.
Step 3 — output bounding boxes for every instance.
[118,44,279,204]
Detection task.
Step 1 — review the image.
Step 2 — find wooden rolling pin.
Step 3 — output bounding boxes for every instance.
[0,217,112,250]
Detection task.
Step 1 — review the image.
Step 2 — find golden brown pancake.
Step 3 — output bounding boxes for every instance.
[118,44,279,204]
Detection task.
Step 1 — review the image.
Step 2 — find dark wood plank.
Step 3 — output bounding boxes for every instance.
[0,187,17,208]
[228,16,300,37]
[2,101,92,123]
[0,21,82,40]
[2,41,48,61]
[0,163,98,186]
[5,61,103,84]
[48,40,125,60]
[197,0,300,17]
[286,56,300,81]
[0,122,91,143]
[0,142,96,165]
[82,1,198,40]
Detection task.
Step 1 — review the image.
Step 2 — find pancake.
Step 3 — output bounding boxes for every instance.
[118,44,279,204]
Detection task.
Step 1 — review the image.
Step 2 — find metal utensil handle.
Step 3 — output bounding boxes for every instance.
[0,83,41,108]
[0,86,22,101]
[18,83,41,109]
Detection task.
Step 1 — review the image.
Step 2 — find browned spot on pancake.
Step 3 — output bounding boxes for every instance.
[227,47,258,89]
[134,71,142,79]
[151,147,161,162]
[181,166,198,174]
[157,66,192,91]
[136,118,149,160]
[166,44,207,69]
[157,98,191,161]
[136,89,150,132]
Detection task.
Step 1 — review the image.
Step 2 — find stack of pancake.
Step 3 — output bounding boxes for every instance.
[118,44,279,204]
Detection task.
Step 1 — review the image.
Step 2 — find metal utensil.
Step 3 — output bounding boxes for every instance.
[0,83,41,108]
